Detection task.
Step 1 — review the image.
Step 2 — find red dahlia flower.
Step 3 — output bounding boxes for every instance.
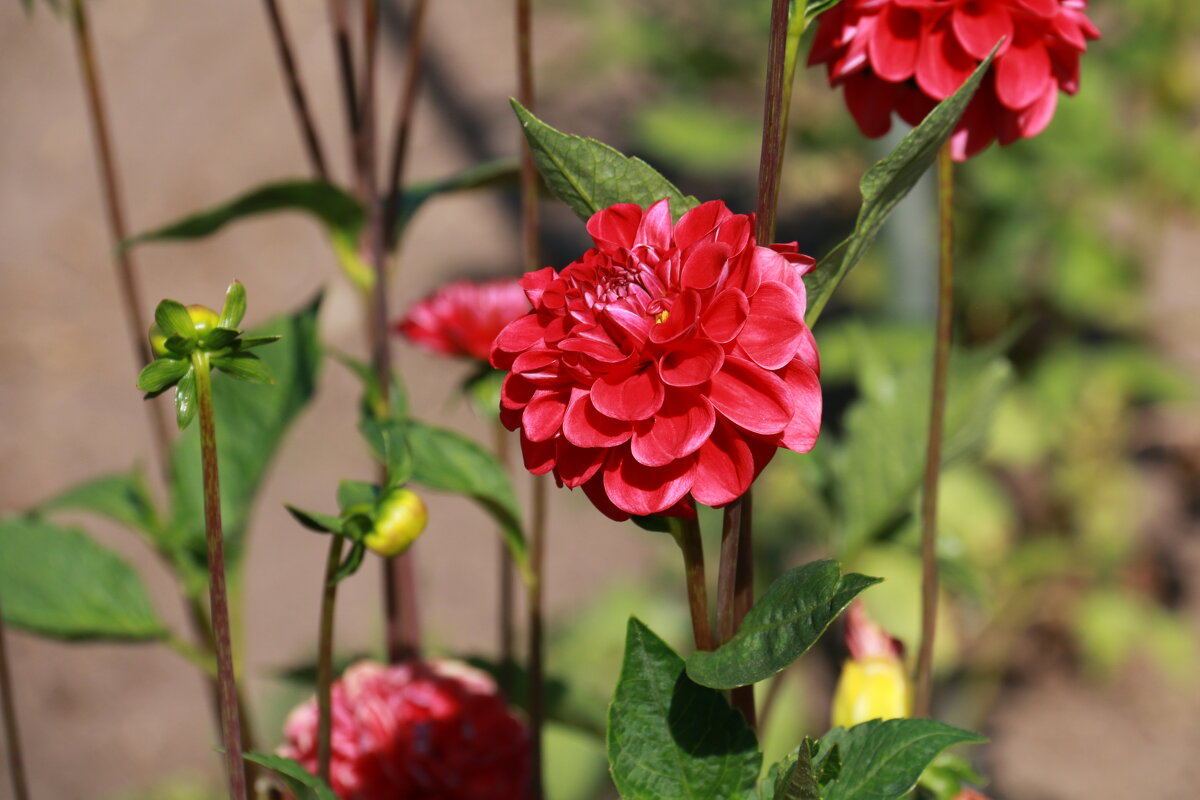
[809,0,1100,160]
[490,199,821,521]
[395,278,530,362]
[280,660,529,800]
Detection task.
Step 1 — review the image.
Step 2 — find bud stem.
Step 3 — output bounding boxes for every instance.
[192,353,249,800]
[0,599,30,800]
[317,533,347,785]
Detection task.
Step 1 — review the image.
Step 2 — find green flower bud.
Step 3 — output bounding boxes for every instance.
[186,304,220,334]
[365,488,428,557]
[148,323,170,358]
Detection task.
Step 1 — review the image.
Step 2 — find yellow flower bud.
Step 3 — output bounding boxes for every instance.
[185,304,220,334]
[148,323,170,358]
[364,488,428,557]
[831,654,913,729]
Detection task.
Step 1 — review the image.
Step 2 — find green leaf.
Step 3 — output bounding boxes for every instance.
[123,180,364,251]
[38,469,159,539]
[406,421,530,584]
[803,0,845,23]
[815,742,842,785]
[686,560,880,689]
[169,294,323,569]
[174,367,198,430]
[608,618,760,800]
[832,349,1013,554]
[773,741,821,800]
[238,335,282,350]
[394,159,520,235]
[137,357,190,394]
[512,100,700,223]
[332,540,367,584]
[337,480,379,512]
[805,49,997,327]
[154,299,195,340]
[219,280,247,328]
[817,719,985,800]
[284,505,343,534]
[164,333,194,358]
[211,352,274,385]
[243,752,337,800]
[0,517,167,641]
[201,328,240,351]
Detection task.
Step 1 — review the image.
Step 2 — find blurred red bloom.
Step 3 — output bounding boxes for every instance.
[490,199,821,521]
[280,660,529,800]
[395,278,530,362]
[809,0,1100,160]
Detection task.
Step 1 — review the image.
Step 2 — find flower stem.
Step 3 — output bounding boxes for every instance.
[317,534,347,785]
[382,0,431,249]
[527,475,547,800]
[778,1,810,181]
[325,0,362,198]
[261,0,329,181]
[0,600,30,800]
[672,517,713,652]
[515,0,539,274]
[755,0,793,245]
[914,143,955,718]
[192,353,249,800]
[718,499,756,727]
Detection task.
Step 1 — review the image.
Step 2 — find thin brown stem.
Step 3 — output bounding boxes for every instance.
[527,476,548,800]
[674,517,713,652]
[730,489,756,729]
[494,420,516,671]
[326,0,362,198]
[261,0,330,180]
[0,600,30,800]
[754,0,792,245]
[69,0,171,465]
[515,0,538,274]
[914,144,955,718]
[383,0,431,248]
[317,534,347,784]
[193,355,248,800]
[716,502,741,646]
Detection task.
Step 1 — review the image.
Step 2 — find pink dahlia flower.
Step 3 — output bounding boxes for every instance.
[395,278,530,362]
[280,660,529,800]
[490,198,822,521]
[809,0,1100,160]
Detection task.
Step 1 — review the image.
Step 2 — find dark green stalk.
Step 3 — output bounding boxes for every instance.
[673,517,714,652]
[777,1,810,178]
[494,420,516,674]
[317,534,347,784]
[0,599,29,800]
[914,144,955,718]
[261,0,329,180]
[192,353,249,800]
[527,476,547,800]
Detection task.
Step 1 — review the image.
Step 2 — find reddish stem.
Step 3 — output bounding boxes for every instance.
[676,517,714,652]
[382,0,432,248]
[261,0,330,181]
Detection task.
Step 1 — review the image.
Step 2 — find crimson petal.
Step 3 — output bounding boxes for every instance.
[555,440,606,488]
[562,391,633,448]
[523,390,569,442]
[777,359,822,453]
[691,419,756,507]
[681,241,732,290]
[709,356,793,435]
[916,21,978,100]
[659,340,725,387]
[603,447,696,517]
[869,4,922,82]
[995,40,1053,110]
[739,281,806,370]
[952,2,1012,61]
[492,314,544,358]
[844,71,899,138]
[700,288,749,344]
[630,392,715,467]
[590,367,665,421]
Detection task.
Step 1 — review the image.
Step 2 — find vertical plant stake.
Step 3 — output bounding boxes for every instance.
[137,281,279,800]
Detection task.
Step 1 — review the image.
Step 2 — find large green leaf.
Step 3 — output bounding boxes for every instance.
[817,719,984,800]
[37,469,160,541]
[0,517,167,641]
[771,742,821,800]
[405,421,530,584]
[512,100,700,223]
[686,560,880,689]
[169,295,323,570]
[831,348,1012,555]
[805,49,997,327]
[243,753,336,800]
[607,618,760,800]
[394,159,519,234]
[122,180,364,251]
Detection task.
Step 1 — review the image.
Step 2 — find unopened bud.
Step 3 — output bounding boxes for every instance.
[148,323,170,358]
[186,304,220,334]
[831,655,912,728]
[365,488,428,557]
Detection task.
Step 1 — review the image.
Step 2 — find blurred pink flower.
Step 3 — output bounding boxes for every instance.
[395,278,530,362]
[280,660,529,800]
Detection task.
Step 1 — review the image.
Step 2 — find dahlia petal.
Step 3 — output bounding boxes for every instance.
[709,356,793,435]
[778,359,823,453]
[843,71,899,138]
[586,203,643,251]
[832,16,875,80]
[674,200,733,251]
[590,367,665,421]
[562,391,633,448]
[630,391,715,467]
[869,4,922,82]
[649,289,701,344]
[740,281,807,370]
[952,82,1001,160]
[915,21,977,100]
[1014,0,1058,18]
[794,325,820,374]
[557,335,627,363]
[603,447,696,516]
[554,440,606,488]
[511,347,558,375]
[952,2,1012,61]
[659,340,725,387]
[520,430,556,475]
[492,314,544,358]
[1015,86,1058,139]
[995,39,1054,110]
[754,246,810,298]
[691,419,756,507]
[500,372,536,410]
[701,288,749,343]
[1051,12,1088,50]
[581,472,631,521]
[635,198,673,251]
[522,390,569,442]
[681,241,732,290]
[519,267,558,307]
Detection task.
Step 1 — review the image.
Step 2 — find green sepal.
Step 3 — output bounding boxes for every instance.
[285,504,344,534]
[212,352,274,385]
[242,752,337,800]
[631,514,672,533]
[219,280,247,328]
[332,540,367,584]
[338,512,375,543]
[174,367,198,429]
[202,327,240,351]
[154,299,196,340]
[164,333,195,357]
[336,481,379,514]
[237,335,282,350]
[137,357,190,395]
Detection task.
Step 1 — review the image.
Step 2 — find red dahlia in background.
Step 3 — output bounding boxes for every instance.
[280,660,529,800]
[490,199,821,521]
[809,0,1100,160]
[395,278,530,363]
